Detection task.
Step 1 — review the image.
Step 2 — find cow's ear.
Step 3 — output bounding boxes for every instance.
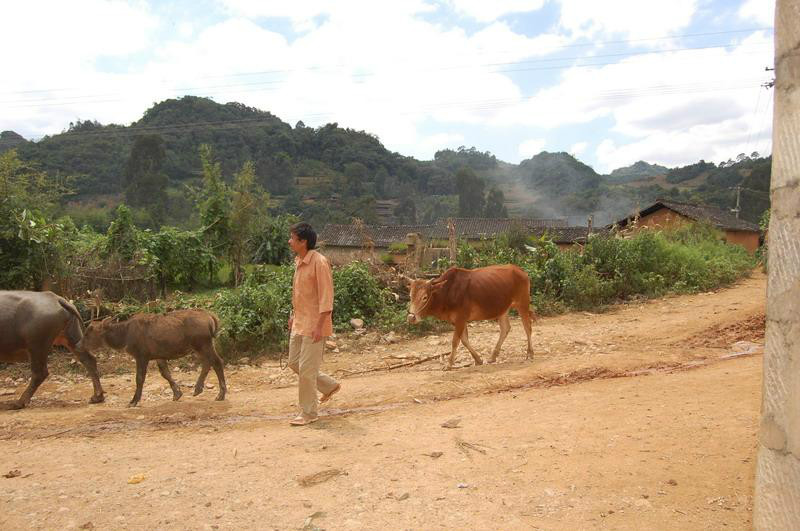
[430,279,448,291]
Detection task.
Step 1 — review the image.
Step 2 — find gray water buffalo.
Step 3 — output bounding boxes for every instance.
[0,291,105,409]
[80,309,226,407]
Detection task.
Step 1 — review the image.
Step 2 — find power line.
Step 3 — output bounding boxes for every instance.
[0,58,770,113]
[744,82,764,154]
[755,95,774,157]
[0,37,773,105]
[0,77,768,146]
[1,26,774,98]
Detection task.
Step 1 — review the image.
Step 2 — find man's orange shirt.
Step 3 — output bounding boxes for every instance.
[291,250,334,337]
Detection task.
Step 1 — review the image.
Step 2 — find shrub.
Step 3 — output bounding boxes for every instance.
[212,260,400,354]
[251,214,296,265]
[140,227,215,292]
[212,265,294,355]
[441,222,754,314]
[332,261,388,329]
[388,242,408,253]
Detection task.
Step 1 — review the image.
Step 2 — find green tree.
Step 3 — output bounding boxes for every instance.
[0,150,72,289]
[229,160,269,285]
[343,161,368,196]
[344,195,378,224]
[456,167,485,217]
[197,144,230,283]
[251,214,297,265]
[394,197,417,224]
[484,187,508,218]
[105,204,139,261]
[124,134,168,225]
[373,166,389,197]
[269,151,294,195]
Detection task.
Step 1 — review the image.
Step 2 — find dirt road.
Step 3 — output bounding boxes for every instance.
[0,273,766,530]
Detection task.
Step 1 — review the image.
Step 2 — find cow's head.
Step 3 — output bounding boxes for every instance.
[79,317,112,351]
[406,276,448,324]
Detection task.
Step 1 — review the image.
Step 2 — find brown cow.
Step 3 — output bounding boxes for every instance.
[80,309,226,407]
[0,290,105,409]
[406,265,535,370]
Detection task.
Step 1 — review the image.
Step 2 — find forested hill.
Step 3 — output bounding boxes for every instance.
[8,96,424,197]
[2,96,770,229]
[607,160,669,183]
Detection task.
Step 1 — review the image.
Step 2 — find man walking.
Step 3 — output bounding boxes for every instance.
[287,222,341,425]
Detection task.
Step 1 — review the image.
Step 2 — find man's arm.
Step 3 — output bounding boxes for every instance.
[312,258,334,343]
[312,311,331,343]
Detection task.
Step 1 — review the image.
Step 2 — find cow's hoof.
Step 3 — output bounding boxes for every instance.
[89,394,105,404]
[193,387,204,397]
[441,365,452,372]
[127,401,140,408]
[2,401,26,411]
[215,393,225,401]
[474,359,483,366]
[488,358,497,364]
[173,389,183,401]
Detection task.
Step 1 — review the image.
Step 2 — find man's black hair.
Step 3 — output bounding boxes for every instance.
[290,222,317,250]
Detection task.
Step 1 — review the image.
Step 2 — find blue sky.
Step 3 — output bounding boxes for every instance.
[1,0,775,173]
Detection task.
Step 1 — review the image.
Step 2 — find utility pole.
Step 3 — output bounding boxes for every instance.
[753,0,800,528]
[731,184,742,218]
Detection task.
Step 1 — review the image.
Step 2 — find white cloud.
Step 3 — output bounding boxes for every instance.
[557,0,697,41]
[418,133,466,155]
[143,3,555,158]
[594,97,772,172]
[738,0,774,26]
[0,0,156,73]
[570,141,588,156]
[0,0,774,171]
[220,0,436,32]
[519,138,546,158]
[445,0,546,22]
[220,0,330,19]
[495,30,773,168]
[0,1,158,134]
[177,22,195,39]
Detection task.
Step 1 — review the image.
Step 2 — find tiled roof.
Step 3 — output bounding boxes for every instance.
[611,200,760,232]
[318,219,591,248]
[530,226,594,244]
[318,224,443,247]
[434,217,568,238]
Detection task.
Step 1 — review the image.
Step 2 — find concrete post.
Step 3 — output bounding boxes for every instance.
[753,1,800,528]
[448,218,456,265]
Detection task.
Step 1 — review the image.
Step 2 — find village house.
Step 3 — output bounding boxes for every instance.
[609,199,762,254]
[317,218,594,266]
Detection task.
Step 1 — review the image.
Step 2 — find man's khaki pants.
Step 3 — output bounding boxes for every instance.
[288,334,339,418]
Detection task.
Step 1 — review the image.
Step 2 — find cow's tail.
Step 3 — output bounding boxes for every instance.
[58,297,85,347]
[519,267,538,323]
[208,311,221,338]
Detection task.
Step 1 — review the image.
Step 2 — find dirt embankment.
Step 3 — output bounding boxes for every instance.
[0,273,766,531]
